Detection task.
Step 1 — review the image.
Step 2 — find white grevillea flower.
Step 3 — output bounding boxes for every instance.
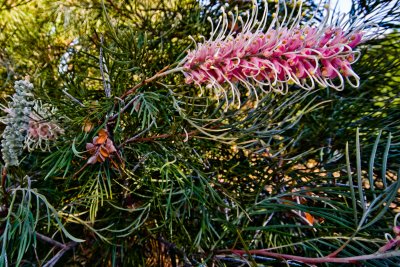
[0,80,34,166]
[179,0,365,109]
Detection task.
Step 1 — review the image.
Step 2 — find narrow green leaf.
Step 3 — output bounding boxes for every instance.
[346,142,358,226]
[382,132,392,188]
[361,173,400,229]
[71,138,85,158]
[356,128,366,213]
[369,130,382,199]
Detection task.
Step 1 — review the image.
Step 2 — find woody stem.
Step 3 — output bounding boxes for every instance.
[108,66,184,122]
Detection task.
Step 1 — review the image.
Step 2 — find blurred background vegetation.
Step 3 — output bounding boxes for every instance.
[0,0,399,266]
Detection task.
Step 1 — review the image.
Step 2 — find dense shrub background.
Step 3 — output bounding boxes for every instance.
[0,0,399,266]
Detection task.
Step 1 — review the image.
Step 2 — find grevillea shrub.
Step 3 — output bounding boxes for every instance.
[0,0,399,266]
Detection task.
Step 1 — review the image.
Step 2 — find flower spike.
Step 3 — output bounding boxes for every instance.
[0,80,34,166]
[180,0,364,109]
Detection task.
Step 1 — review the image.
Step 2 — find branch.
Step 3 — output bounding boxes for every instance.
[43,243,77,267]
[99,34,111,98]
[108,66,183,122]
[62,89,85,107]
[1,167,8,204]
[35,232,78,267]
[158,237,191,266]
[108,95,140,122]
[118,120,156,148]
[120,66,183,100]
[118,120,226,147]
[35,232,67,249]
[119,128,198,147]
[228,249,400,264]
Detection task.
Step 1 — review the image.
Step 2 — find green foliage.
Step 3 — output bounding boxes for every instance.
[0,0,399,266]
[0,176,84,266]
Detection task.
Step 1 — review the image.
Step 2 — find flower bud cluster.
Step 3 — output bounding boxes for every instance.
[0,80,34,166]
[86,129,117,164]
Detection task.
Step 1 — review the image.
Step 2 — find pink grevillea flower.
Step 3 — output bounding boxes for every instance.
[179,0,364,108]
[25,101,64,152]
[379,214,400,252]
